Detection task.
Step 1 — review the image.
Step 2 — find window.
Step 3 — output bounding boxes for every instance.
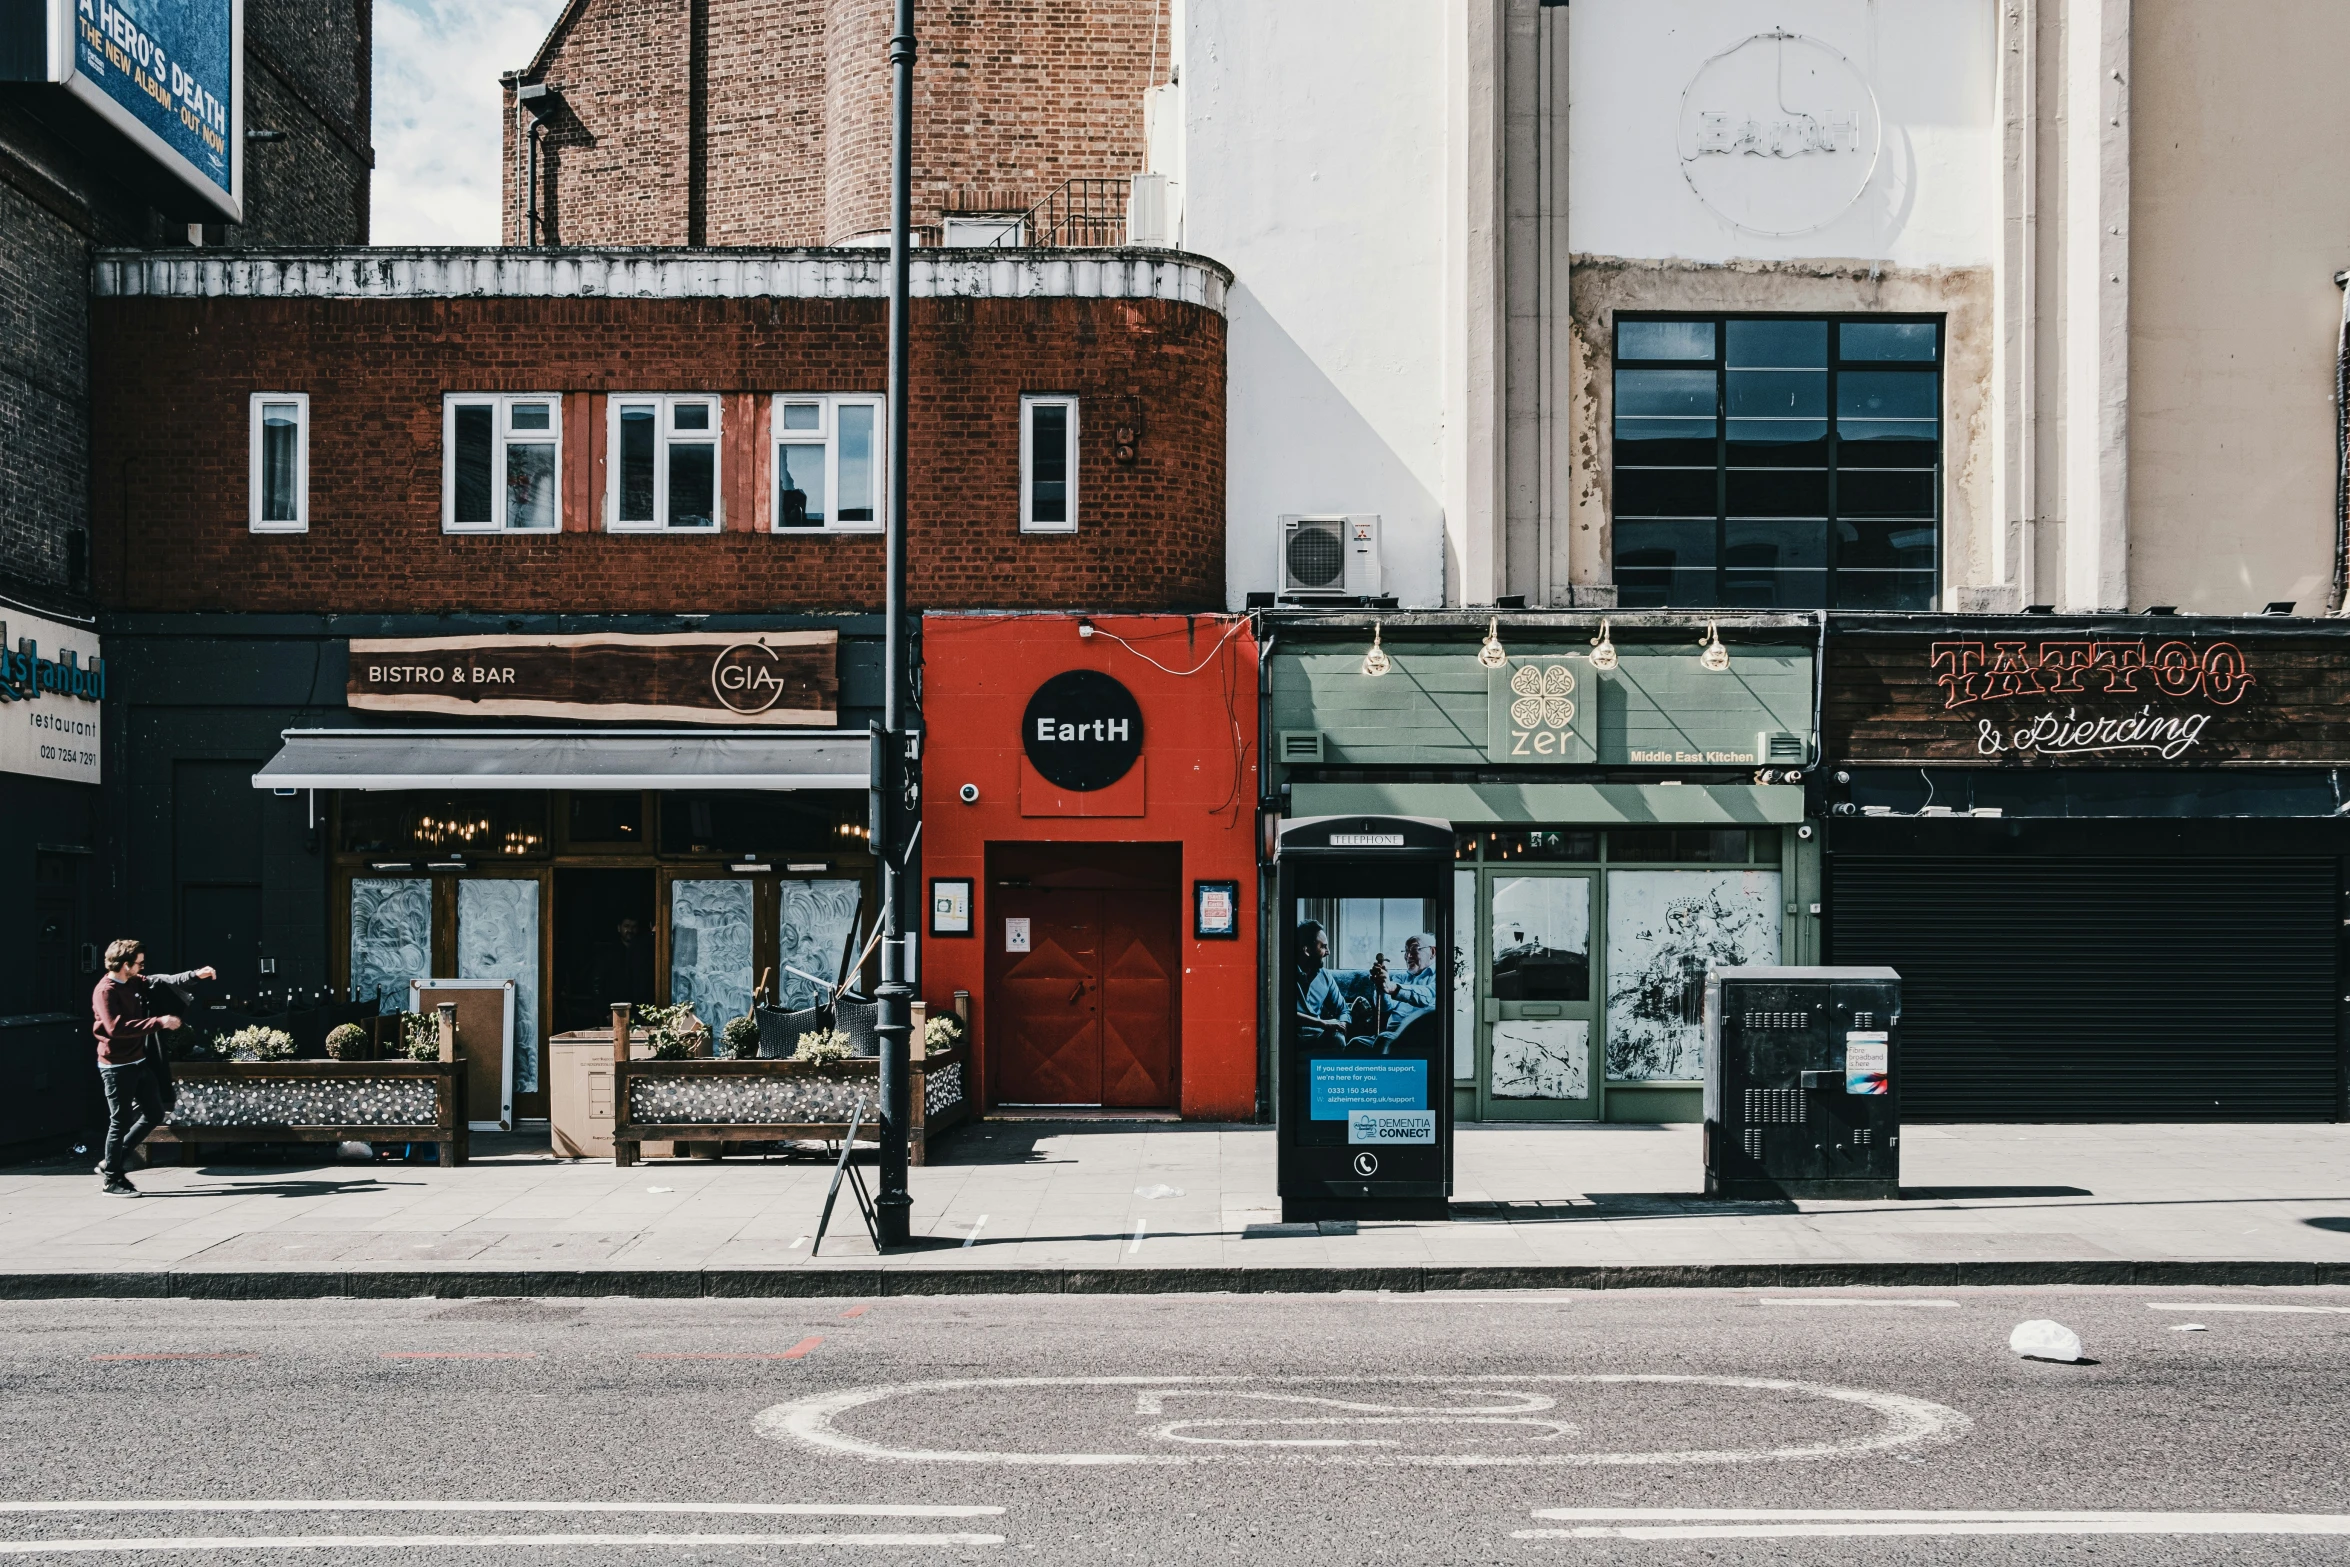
[608,395,720,530]
[1612,315,1941,610]
[443,394,561,532]
[1021,395,1078,532]
[248,393,308,532]
[770,395,885,531]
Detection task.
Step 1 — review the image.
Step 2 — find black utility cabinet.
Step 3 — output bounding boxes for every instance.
[1275,814,1455,1222]
[1703,966,1901,1200]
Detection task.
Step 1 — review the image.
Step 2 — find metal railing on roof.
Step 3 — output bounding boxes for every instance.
[987,178,1132,248]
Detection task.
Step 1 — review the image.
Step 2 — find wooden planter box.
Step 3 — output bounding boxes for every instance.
[612,1041,972,1167]
[146,1060,470,1167]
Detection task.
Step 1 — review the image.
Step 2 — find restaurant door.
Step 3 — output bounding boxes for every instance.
[1477,866,1599,1121]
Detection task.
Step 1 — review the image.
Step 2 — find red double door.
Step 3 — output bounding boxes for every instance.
[991,885,1179,1107]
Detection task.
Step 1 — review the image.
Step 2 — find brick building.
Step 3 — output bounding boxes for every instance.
[86,245,1231,1121]
[500,0,1161,247]
[0,0,372,1155]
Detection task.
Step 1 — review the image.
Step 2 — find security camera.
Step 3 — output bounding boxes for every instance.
[1796,823,1815,840]
[958,783,980,805]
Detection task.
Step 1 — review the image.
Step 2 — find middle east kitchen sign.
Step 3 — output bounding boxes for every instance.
[1826,633,2350,764]
[347,632,837,725]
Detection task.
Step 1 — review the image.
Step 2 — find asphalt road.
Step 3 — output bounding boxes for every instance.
[0,1286,2345,1564]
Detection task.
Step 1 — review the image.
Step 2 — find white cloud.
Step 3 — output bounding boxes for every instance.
[370,0,570,245]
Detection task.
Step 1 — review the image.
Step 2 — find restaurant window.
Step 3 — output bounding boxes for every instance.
[1020,394,1078,533]
[1613,315,1940,610]
[771,394,884,531]
[249,393,309,532]
[443,394,561,532]
[609,395,720,530]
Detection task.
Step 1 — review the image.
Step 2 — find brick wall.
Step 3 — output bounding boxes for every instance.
[506,0,1154,246]
[90,292,1224,613]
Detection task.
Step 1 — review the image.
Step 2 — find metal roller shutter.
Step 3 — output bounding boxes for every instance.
[1829,857,2340,1119]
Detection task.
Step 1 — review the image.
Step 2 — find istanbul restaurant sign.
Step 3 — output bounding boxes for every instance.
[1826,633,2350,765]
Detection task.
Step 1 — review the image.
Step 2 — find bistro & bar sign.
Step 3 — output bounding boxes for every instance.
[1828,631,2350,765]
[348,631,838,726]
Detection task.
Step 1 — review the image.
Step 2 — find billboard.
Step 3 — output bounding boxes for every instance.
[2,0,241,220]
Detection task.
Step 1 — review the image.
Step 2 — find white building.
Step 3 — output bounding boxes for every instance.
[1160,0,2350,617]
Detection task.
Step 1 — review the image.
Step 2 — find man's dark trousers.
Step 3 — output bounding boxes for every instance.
[98,1062,163,1175]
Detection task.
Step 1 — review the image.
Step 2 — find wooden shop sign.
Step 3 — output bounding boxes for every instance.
[1826,633,2350,765]
[347,631,837,726]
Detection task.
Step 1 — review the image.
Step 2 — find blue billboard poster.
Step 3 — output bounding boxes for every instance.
[20,0,241,218]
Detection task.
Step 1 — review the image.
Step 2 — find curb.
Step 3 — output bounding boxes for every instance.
[0,1259,2343,1300]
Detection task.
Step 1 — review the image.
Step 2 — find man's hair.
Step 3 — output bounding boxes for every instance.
[104,938,145,970]
[1295,921,1325,952]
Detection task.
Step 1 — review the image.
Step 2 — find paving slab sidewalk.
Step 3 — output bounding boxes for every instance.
[2,1120,2347,1295]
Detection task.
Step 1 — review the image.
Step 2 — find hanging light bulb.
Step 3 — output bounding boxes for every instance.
[1588,619,1619,671]
[1477,617,1508,670]
[1698,620,1731,672]
[1361,622,1391,677]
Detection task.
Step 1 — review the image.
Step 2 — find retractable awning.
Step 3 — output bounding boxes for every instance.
[251,728,868,792]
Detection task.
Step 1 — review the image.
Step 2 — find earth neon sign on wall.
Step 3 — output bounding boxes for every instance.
[1676,30,1883,238]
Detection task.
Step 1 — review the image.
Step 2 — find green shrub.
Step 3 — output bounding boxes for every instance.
[400,1011,440,1061]
[323,1023,369,1060]
[922,1012,967,1052]
[790,1028,854,1065]
[722,1014,761,1059]
[218,1025,296,1062]
[635,1003,707,1061]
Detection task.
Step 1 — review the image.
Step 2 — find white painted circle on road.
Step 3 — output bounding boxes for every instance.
[755,1373,1969,1468]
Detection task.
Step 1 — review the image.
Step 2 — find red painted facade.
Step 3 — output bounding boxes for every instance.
[920,612,1260,1121]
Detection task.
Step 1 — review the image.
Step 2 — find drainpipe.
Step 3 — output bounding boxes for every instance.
[517,82,559,247]
[2332,270,2349,614]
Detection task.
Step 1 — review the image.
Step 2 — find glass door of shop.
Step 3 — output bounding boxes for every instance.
[1476,866,1599,1122]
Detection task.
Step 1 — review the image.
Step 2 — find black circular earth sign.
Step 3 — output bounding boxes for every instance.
[1022,670,1144,791]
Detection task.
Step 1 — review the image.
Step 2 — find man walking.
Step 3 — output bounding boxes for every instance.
[90,939,214,1195]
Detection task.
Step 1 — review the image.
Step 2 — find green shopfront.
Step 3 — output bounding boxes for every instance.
[1263,612,1819,1124]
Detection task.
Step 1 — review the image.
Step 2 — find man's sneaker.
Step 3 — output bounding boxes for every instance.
[99,1170,138,1196]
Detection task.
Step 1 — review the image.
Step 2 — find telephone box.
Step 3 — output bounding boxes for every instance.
[1703,965,1902,1201]
[1275,814,1455,1222]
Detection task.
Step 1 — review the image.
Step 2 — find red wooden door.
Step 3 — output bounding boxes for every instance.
[1100,890,1178,1106]
[994,890,1103,1104]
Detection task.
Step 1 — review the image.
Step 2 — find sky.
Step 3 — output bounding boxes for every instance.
[371,0,570,244]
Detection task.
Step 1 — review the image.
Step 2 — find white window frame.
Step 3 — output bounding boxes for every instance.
[442,393,564,534]
[1020,394,1079,533]
[607,394,723,532]
[769,393,888,533]
[248,392,310,533]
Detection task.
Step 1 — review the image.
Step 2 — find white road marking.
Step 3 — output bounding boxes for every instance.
[2146,1302,2350,1315]
[789,1236,808,1251]
[0,1533,1004,1553]
[1138,1389,1577,1448]
[0,1502,1004,1519]
[756,1373,1969,1468]
[963,1215,989,1249]
[1757,1298,1957,1309]
[1518,1508,2350,1540]
[1128,1222,1146,1255]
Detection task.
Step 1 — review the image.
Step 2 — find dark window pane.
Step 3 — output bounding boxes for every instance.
[260,406,300,523]
[506,441,557,529]
[1611,829,1754,863]
[618,407,656,521]
[1726,520,1827,569]
[1836,436,1938,469]
[668,441,715,527]
[1726,369,1826,420]
[1618,320,1715,361]
[1838,468,1937,517]
[836,404,876,521]
[1727,421,1828,466]
[1615,468,1717,518]
[1615,369,1717,419]
[1029,403,1069,523]
[1839,321,1938,361]
[1838,518,1939,571]
[1615,518,1715,572]
[1479,830,1600,862]
[776,442,826,526]
[1838,370,1937,423]
[568,792,643,844]
[673,402,711,431]
[453,404,493,524]
[1721,568,1827,610]
[1835,570,1937,611]
[1616,417,1717,466]
[509,402,553,431]
[1726,319,1827,368]
[1726,469,1827,518]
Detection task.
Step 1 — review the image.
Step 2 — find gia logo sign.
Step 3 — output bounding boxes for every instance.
[1022,670,1144,791]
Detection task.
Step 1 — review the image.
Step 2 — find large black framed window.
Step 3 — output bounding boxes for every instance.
[1612,315,1941,610]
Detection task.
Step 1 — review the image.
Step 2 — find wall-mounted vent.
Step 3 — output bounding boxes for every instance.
[1760,731,1808,764]
[1278,730,1325,764]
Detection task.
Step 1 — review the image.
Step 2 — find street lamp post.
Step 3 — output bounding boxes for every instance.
[872,0,918,1250]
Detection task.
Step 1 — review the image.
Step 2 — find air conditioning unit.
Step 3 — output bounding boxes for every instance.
[1279,514,1381,598]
